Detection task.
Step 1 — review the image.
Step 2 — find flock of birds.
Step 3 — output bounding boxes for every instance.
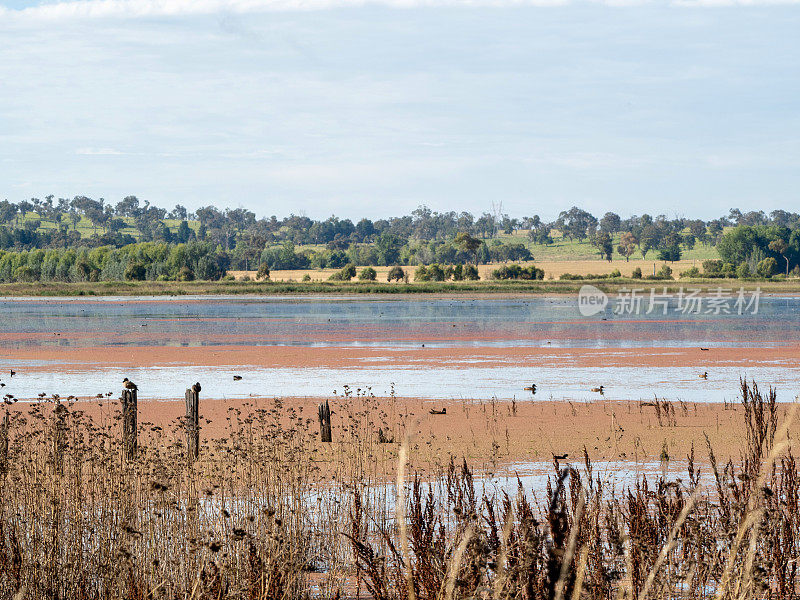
[3,372,249,405]
[521,346,714,398]
[5,345,713,413]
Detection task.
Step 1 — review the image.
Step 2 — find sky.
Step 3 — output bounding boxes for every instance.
[1,0,798,221]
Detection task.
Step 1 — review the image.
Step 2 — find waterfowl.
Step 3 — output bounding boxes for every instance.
[123,378,138,391]
[700,347,709,351]
[524,383,537,394]
[591,386,605,395]
[429,408,446,415]
[233,375,242,381]
[192,382,202,394]
[699,372,708,379]
[9,370,15,377]
[553,453,568,460]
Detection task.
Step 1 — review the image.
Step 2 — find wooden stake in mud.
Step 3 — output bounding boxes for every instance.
[121,388,138,461]
[185,387,200,461]
[0,411,8,476]
[318,400,332,443]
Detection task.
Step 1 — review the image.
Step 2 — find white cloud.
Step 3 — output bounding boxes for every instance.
[76,147,124,155]
[1,0,798,218]
[2,0,799,21]
[3,0,571,21]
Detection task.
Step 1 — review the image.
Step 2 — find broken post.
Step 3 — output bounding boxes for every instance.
[121,388,138,461]
[185,387,199,461]
[318,400,332,443]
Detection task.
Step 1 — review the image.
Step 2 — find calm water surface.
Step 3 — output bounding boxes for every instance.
[1,295,798,401]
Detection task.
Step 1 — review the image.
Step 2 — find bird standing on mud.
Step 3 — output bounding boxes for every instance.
[192,382,202,394]
[123,378,138,391]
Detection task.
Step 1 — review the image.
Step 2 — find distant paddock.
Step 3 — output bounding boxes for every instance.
[228,258,705,282]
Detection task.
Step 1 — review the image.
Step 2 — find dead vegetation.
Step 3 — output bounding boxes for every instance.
[0,380,797,599]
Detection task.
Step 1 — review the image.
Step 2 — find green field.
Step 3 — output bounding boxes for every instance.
[473,229,720,262]
[12,212,200,240]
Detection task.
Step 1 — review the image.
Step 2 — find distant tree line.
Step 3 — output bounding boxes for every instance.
[0,242,228,284]
[0,194,799,281]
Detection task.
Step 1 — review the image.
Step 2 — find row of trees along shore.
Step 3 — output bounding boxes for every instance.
[0,196,799,282]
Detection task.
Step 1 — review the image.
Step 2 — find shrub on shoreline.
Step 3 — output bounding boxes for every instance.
[492,263,544,280]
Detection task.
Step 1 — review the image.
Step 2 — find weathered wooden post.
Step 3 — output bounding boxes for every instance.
[121,388,138,461]
[185,387,200,461]
[0,410,8,476]
[318,400,332,443]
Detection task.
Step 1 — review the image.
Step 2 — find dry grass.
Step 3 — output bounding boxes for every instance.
[0,380,798,599]
[228,259,703,283]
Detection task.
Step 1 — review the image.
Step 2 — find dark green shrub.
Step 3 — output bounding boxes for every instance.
[679,266,700,278]
[493,264,544,280]
[736,262,751,279]
[177,266,194,281]
[124,262,146,281]
[329,263,357,281]
[427,263,446,281]
[463,264,479,280]
[387,266,405,282]
[756,257,777,278]
[358,267,377,281]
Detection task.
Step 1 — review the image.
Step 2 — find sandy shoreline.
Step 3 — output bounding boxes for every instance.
[5,396,788,477]
[4,343,800,371]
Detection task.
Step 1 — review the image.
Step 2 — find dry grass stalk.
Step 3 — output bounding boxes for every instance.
[0,380,798,599]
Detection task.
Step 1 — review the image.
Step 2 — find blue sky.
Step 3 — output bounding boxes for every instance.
[1,0,798,220]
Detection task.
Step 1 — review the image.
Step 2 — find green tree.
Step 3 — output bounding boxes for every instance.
[617,232,637,262]
[454,232,482,265]
[638,225,659,259]
[594,232,613,261]
[555,206,597,241]
[657,244,681,262]
[768,239,790,275]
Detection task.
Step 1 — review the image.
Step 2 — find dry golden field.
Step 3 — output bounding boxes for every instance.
[228,259,703,283]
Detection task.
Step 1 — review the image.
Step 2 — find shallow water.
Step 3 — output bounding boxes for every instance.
[1,295,798,401]
[3,361,797,403]
[0,295,797,349]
